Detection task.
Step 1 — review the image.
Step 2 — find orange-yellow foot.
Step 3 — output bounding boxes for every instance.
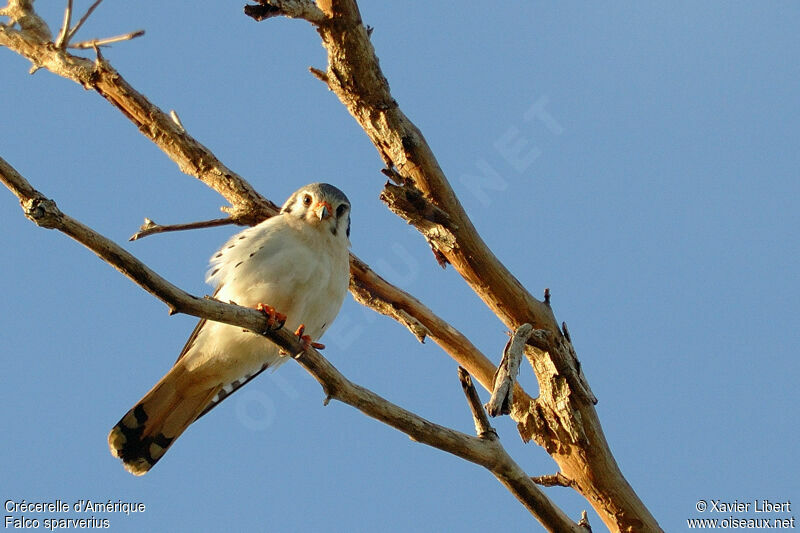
[294,324,325,350]
[257,303,287,331]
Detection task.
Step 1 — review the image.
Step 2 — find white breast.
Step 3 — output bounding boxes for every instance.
[181,214,350,384]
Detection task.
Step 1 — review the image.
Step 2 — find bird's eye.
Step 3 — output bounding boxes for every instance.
[302,194,312,206]
[336,204,348,217]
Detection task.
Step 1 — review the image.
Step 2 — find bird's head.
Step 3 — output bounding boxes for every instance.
[281,183,351,239]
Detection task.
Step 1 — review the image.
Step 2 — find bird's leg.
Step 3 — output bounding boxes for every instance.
[256,303,287,332]
[294,324,325,350]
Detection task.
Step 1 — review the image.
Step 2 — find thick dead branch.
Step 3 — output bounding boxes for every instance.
[486,323,533,417]
[0,0,51,41]
[3,4,659,528]
[347,256,540,432]
[0,156,582,533]
[0,7,545,448]
[380,182,457,255]
[245,2,662,531]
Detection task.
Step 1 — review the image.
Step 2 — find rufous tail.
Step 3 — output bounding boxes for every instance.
[108,363,220,476]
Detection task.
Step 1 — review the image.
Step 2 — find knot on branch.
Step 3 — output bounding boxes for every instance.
[531,472,575,488]
[0,1,52,42]
[23,197,62,228]
[220,199,279,227]
[243,1,326,24]
[513,325,598,447]
[524,326,597,406]
[380,182,457,259]
[243,3,281,21]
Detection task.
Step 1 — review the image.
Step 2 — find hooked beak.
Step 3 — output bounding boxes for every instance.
[314,201,332,220]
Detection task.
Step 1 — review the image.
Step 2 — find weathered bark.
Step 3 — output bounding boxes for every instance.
[243,1,662,530]
[1,0,664,529]
[0,154,584,533]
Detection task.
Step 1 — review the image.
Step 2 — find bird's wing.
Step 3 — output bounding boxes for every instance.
[173,301,276,421]
[193,362,271,420]
[178,217,316,421]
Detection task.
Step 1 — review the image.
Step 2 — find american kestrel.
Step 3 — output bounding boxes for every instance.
[109,183,352,475]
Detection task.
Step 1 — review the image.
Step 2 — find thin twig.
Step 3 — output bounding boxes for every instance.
[578,510,593,532]
[0,21,530,425]
[54,0,72,48]
[308,66,328,84]
[0,156,582,533]
[129,217,235,241]
[486,323,533,416]
[66,0,104,43]
[69,29,144,49]
[458,367,496,439]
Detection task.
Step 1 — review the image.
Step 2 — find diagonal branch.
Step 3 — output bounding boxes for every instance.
[0,155,582,533]
[0,7,543,446]
[245,2,662,531]
[0,20,275,224]
[65,0,104,43]
[129,217,235,241]
[69,29,144,49]
[3,5,656,529]
[53,0,72,48]
[458,367,496,439]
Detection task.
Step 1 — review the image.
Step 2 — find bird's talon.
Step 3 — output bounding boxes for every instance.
[257,303,286,331]
[294,324,324,351]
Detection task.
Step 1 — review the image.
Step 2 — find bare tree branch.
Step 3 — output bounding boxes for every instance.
[0,0,51,42]
[53,0,72,48]
[65,0,104,43]
[0,4,543,446]
[457,367,496,439]
[129,217,235,241]
[486,323,532,417]
[532,473,575,489]
[2,3,662,529]
[245,2,662,530]
[0,19,275,224]
[0,155,583,533]
[69,29,144,49]
[244,0,325,23]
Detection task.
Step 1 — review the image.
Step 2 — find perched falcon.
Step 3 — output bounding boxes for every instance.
[108,183,352,475]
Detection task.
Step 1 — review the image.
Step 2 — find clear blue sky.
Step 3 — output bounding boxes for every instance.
[2,2,798,531]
